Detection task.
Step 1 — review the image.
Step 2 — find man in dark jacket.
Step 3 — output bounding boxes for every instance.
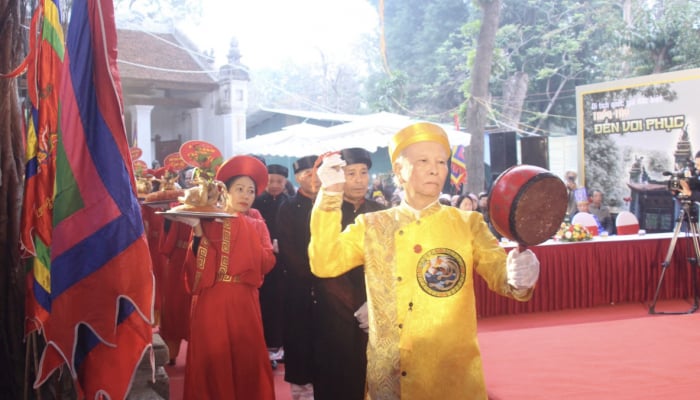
[312,148,385,400]
[276,155,319,400]
[253,164,290,366]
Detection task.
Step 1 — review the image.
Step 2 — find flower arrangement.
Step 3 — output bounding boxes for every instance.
[555,222,593,242]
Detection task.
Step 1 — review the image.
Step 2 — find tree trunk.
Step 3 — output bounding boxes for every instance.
[0,0,29,398]
[532,73,570,135]
[464,0,501,193]
[501,71,529,131]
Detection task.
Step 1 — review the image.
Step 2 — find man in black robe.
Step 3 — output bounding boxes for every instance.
[276,155,319,400]
[253,164,290,366]
[312,148,385,400]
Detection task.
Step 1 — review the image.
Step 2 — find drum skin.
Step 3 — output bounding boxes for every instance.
[488,165,568,246]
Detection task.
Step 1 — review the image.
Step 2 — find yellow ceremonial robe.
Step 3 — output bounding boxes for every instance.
[309,191,533,400]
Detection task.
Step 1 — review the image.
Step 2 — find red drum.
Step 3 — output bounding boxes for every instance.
[488,165,568,246]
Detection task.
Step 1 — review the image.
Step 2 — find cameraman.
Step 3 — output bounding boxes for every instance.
[678,151,700,201]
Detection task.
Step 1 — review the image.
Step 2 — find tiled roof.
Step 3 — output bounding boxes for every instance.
[117,29,217,90]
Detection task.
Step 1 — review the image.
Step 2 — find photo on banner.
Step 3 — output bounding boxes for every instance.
[576,68,700,231]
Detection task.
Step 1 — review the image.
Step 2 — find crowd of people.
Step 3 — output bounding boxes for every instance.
[563,170,615,235]
[564,150,700,236]
[141,122,542,399]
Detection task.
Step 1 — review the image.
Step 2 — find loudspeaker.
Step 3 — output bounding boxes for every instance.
[489,131,517,176]
[521,136,549,169]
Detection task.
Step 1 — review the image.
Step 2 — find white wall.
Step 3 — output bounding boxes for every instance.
[548,135,579,181]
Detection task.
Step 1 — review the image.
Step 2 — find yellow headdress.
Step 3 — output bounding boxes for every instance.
[389,122,451,163]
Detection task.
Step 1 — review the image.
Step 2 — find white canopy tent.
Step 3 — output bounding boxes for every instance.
[233,123,330,157]
[234,112,471,157]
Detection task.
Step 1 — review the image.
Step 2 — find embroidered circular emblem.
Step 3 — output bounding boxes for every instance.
[416,248,466,297]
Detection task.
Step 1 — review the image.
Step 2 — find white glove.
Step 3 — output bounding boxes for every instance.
[353,302,369,333]
[316,153,346,189]
[506,248,540,289]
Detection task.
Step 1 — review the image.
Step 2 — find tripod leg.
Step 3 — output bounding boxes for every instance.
[649,209,686,314]
[650,203,700,315]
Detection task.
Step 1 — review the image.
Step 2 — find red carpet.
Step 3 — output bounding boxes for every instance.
[479,300,700,399]
[164,300,700,399]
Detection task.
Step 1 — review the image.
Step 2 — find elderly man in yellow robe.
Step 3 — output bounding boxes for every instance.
[309,122,540,399]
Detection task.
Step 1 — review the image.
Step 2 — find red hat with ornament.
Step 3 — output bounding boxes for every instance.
[215,155,268,196]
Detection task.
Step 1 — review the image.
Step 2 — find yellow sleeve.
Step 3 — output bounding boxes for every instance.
[308,189,366,278]
[470,212,534,302]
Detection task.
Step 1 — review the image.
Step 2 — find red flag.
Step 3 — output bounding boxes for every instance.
[21,0,64,340]
[20,0,63,258]
[22,0,155,398]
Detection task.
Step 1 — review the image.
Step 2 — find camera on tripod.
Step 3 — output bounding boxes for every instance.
[651,158,700,315]
[663,158,698,198]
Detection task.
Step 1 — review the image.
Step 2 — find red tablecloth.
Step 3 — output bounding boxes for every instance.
[475,233,697,318]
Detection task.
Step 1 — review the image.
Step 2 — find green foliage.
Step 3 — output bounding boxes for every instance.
[626,0,700,74]
[366,0,475,116]
[365,71,408,113]
[492,0,624,135]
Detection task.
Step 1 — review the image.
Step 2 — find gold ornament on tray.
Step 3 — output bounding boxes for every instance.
[158,166,179,190]
[143,165,185,204]
[174,179,228,213]
[166,140,231,216]
[133,159,153,200]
